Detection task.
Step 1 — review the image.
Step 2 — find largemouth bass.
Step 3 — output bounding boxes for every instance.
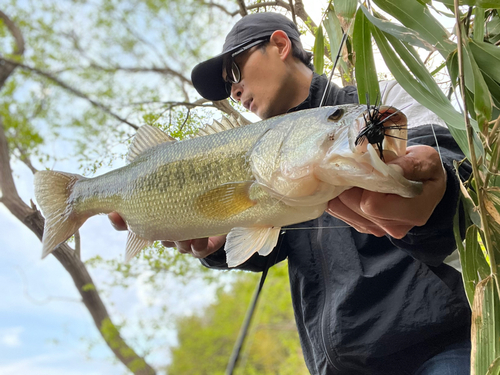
[34,104,422,267]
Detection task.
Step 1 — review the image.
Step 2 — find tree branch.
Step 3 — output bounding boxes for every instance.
[0,10,25,90]
[237,0,248,16]
[89,63,192,86]
[0,58,139,130]
[201,1,234,16]
[289,0,297,25]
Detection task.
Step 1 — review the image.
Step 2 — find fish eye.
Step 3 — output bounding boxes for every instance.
[328,108,344,121]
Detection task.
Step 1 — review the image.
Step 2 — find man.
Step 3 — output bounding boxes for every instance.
[110,12,472,375]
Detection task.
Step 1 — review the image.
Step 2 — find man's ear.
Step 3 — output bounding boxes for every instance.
[270,30,292,61]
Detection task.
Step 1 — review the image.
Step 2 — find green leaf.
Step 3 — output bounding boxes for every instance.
[474,8,486,42]
[471,276,500,375]
[360,6,435,51]
[313,25,325,75]
[372,0,456,56]
[456,224,491,305]
[486,356,500,375]
[371,26,483,160]
[353,8,379,105]
[469,39,500,84]
[82,283,96,292]
[325,7,349,74]
[333,0,358,20]
[464,42,493,127]
[383,32,448,102]
[435,0,500,7]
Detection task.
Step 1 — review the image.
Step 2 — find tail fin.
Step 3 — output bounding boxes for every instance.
[34,170,87,258]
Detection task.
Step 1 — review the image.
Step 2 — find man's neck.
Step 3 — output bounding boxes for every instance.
[287,64,314,110]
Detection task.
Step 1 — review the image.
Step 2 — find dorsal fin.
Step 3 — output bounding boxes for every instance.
[193,115,247,138]
[127,125,176,163]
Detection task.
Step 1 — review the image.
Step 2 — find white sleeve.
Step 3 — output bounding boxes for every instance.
[380,80,446,129]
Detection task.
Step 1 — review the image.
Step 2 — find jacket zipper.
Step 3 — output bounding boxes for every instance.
[314,217,342,372]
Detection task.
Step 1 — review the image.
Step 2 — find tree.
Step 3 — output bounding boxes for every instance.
[167,262,308,375]
[0,1,323,373]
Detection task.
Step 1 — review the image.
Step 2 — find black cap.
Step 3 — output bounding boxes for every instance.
[191,13,301,101]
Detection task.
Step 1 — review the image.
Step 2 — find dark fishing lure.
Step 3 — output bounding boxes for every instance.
[355,94,408,161]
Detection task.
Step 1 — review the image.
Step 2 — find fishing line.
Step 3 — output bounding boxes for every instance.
[430,123,444,168]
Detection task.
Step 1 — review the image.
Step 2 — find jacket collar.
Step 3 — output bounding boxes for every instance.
[288,73,329,113]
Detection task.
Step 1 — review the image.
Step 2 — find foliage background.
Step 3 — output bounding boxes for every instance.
[0,1,326,374]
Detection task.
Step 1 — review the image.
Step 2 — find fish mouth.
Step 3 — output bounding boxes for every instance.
[354,105,408,160]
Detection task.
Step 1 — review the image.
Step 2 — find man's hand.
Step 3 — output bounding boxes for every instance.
[161,236,226,258]
[326,145,446,239]
[107,212,225,258]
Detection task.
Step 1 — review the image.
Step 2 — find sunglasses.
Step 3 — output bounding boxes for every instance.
[224,38,269,98]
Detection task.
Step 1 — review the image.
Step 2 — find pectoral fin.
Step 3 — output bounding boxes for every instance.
[125,231,154,262]
[225,226,281,267]
[195,182,256,220]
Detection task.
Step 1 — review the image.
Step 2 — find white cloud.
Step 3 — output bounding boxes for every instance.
[0,352,121,375]
[0,327,24,348]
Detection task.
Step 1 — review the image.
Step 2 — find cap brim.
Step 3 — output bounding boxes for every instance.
[191,54,229,101]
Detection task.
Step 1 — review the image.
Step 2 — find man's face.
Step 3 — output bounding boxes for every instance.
[223,43,290,119]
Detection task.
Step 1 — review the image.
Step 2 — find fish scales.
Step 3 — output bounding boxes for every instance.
[34,105,423,266]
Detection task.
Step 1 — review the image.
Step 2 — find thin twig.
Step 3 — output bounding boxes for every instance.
[289,0,297,24]
[1,58,139,130]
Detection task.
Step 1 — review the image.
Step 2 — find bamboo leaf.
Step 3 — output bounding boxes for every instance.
[383,32,448,102]
[474,8,486,43]
[464,43,493,127]
[370,26,483,160]
[471,276,500,375]
[353,8,379,105]
[372,0,456,56]
[360,5,435,51]
[435,0,500,7]
[333,0,358,20]
[313,25,325,75]
[486,356,500,375]
[485,197,500,224]
[457,224,491,305]
[469,39,500,85]
[325,7,349,74]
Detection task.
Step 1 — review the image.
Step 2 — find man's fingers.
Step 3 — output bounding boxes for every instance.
[191,236,226,258]
[388,145,443,182]
[327,196,386,237]
[191,238,210,254]
[162,235,226,258]
[161,241,176,248]
[108,212,127,231]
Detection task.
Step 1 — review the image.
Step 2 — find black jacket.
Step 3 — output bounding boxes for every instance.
[202,74,471,374]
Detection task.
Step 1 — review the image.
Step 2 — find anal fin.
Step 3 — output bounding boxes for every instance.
[125,231,154,262]
[224,227,281,267]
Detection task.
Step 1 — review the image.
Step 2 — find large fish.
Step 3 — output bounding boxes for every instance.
[34,104,422,267]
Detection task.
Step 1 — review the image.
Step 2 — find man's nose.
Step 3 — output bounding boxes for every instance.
[231,82,243,101]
